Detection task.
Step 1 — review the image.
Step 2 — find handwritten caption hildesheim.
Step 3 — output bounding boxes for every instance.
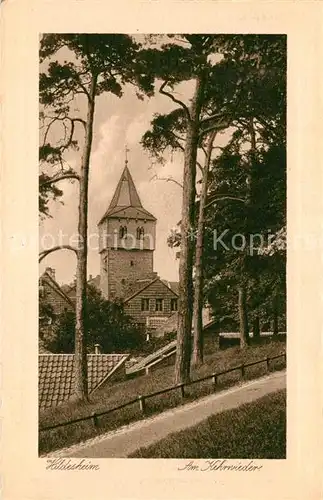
[46,459,100,471]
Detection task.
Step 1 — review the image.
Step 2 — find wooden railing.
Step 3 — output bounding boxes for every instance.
[40,352,286,433]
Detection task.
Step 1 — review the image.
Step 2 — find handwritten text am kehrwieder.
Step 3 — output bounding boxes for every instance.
[178,460,263,472]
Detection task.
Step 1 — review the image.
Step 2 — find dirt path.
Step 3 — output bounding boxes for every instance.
[45,370,286,458]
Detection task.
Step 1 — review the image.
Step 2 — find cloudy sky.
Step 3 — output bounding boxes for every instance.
[39,42,231,286]
[39,81,190,285]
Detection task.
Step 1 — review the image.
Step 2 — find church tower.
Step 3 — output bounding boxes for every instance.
[98,163,157,300]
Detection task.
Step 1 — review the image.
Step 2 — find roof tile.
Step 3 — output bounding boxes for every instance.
[39,353,128,411]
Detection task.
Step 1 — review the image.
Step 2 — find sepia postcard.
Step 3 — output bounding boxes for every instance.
[1,1,322,499]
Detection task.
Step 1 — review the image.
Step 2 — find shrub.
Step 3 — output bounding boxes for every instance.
[46,285,145,353]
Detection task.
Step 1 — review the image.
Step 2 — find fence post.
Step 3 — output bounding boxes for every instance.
[266,356,270,371]
[92,413,99,429]
[241,363,245,378]
[179,383,185,399]
[212,374,217,390]
[138,395,146,415]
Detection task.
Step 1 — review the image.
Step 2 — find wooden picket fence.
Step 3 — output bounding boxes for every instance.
[40,352,286,433]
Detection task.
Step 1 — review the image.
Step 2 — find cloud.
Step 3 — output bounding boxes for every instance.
[40,86,187,284]
[125,113,151,146]
[89,115,123,193]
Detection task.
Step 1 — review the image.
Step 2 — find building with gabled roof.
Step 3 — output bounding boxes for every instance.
[39,353,129,411]
[39,267,74,317]
[97,162,179,337]
[39,267,75,351]
[123,276,179,331]
[62,274,101,306]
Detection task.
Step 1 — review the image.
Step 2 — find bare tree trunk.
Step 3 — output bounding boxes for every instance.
[73,76,97,401]
[253,315,260,341]
[249,116,257,153]
[175,76,204,385]
[238,284,249,348]
[273,294,279,336]
[237,117,255,349]
[192,130,217,368]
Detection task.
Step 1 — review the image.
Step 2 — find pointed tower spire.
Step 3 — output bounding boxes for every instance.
[108,163,143,209]
[98,151,156,225]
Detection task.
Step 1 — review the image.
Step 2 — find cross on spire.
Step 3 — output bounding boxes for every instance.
[125,145,130,167]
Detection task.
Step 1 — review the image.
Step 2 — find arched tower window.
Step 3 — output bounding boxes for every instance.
[119,226,127,239]
[136,226,144,240]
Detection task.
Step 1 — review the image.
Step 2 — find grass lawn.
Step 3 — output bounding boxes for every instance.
[130,389,286,459]
[39,337,286,455]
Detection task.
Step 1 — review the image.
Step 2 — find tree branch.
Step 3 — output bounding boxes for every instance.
[71,117,87,129]
[65,119,75,149]
[159,81,191,121]
[170,130,186,144]
[42,117,58,146]
[40,173,80,187]
[174,37,191,45]
[200,144,207,157]
[76,78,91,100]
[41,114,85,153]
[39,245,78,263]
[205,195,246,210]
[196,160,204,173]
[199,118,232,138]
[150,174,183,189]
[200,111,226,125]
[153,124,186,154]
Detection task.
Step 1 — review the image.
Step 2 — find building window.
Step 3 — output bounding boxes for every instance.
[103,256,108,272]
[141,298,150,311]
[155,298,163,312]
[119,226,127,239]
[130,260,134,266]
[136,226,144,240]
[171,298,178,311]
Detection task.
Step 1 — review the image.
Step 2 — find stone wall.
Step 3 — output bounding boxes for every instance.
[100,248,154,299]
